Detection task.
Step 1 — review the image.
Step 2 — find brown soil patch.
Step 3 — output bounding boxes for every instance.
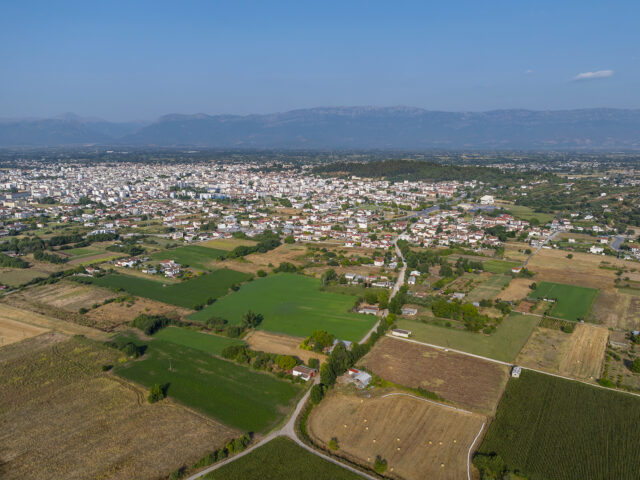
[0,317,49,347]
[516,327,571,373]
[591,290,640,330]
[500,278,536,302]
[308,391,486,480]
[245,330,325,364]
[514,300,536,313]
[558,323,608,380]
[0,335,238,480]
[217,244,308,275]
[361,336,509,414]
[87,298,192,331]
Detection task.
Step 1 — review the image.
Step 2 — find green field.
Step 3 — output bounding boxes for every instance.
[467,274,511,302]
[504,205,555,224]
[88,268,251,308]
[397,312,539,362]
[153,327,245,354]
[529,281,598,321]
[63,246,102,258]
[188,273,377,342]
[204,436,362,480]
[201,238,258,251]
[116,338,301,432]
[150,245,226,271]
[483,259,520,274]
[478,370,640,480]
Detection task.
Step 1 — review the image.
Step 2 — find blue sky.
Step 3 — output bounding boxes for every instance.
[1,1,638,120]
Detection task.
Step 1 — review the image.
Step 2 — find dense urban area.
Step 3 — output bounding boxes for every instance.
[2,150,640,480]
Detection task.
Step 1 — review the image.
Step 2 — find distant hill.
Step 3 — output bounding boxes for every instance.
[1,107,640,150]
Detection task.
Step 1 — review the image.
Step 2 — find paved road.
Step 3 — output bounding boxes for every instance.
[611,235,625,252]
[523,230,560,266]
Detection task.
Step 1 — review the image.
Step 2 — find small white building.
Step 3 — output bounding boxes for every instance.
[391,328,412,338]
[292,365,317,381]
[511,366,522,378]
[480,195,494,205]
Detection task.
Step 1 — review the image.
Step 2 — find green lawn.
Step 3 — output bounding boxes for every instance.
[150,245,227,271]
[188,273,377,342]
[88,268,251,308]
[505,205,555,224]
[483,259,520,274]
[397,312,539,363]
[529,281,598,321]
[116,339,301,432]
[478,370,640,480]
[204,436,362,480]
[63,246,101,258]
[153,327,245,354]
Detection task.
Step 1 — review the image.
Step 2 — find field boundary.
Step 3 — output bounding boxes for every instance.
[380,390,475,415]
[467,422,486,480]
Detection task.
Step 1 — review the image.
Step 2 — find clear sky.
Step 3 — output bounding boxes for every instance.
[1,0,638,121]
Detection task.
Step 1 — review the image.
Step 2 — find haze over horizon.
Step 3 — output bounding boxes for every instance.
[2,0,639,122]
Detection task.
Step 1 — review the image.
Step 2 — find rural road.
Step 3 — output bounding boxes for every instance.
[523,230,560,267]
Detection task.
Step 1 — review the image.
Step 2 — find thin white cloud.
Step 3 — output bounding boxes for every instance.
[524,69,533,74]
[572,70,614,81]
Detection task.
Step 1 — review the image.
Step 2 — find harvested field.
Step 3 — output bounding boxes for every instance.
[87,297,192,331]
[499,278,535,302]
[361,336,509,413]
[0,267,52,287]
[558,323,608,379]
[0,303,108,341]
[217,244,307,275]
[516,327,571,373]
[15,281,116,311]
[591,289,640,329]
[245,330,325,364]
[0,335,239,480]
[0,317,49,347]
[200,237,257,250]
[308,391,486,480]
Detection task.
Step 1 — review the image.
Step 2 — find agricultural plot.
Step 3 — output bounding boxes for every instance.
[16,281,116,312]
[0,317,48,347]
[150,245,226,271]
[308,391,486,480]
[466,274,511,303]
[245,330,325,364]
[498,277,535,302]
[153,327,245,355]
[0,267,52,287]
[361,336,508,413]
[558,324,608,379]
[591,289,640,329]
[205,436,362,480]
[478,370,640,480]
[396,313,539,363]
[201,237,257,251]
[529,281,598,321]
[88,268,251,308]
[116,338,302,432]
[189,273,377,342]
[516,327,571,373]
[482,259,520,274]
[0,335,238,480]
[87,297,192,331]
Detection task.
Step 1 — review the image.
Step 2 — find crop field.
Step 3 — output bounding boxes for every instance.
[153,326,245,354]
[150,245,226,270]
[217,243,307,275]
[499,277,536,302]
[201,237,257,250]
[116,338,302,432]
[466,274,511,303]
[0,334,238,480]
[0,267,52,287]
[245,330,325,364]
[396,313,539,363]
[60,246,104,258]
[361,336,508,413]
[189,273,377,342]
[87,297,192,331]
[18,281,116,311]
[308,391,486,480]
[498,203,555,224]
[205,436,362,480]
[88,268,251,308]
[0,317,49,347]
[482,259,520,274]
[478,370,640,480]
[516,327,571,373]
[529,281,598,321]
[591,289,640,329]
[557,324,608,379]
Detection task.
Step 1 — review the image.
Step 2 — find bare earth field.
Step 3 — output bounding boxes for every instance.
[499,278,535,302]
[308,391,486,480]
[516,327,571,372]
[244,330,325,364]
[361,336,509,414]
[0,335,239,480]
[16,281,116,311]
[218,244,307,275]
[591,289,640,329]
[558,323,608,380]
[0,317,49,347]
[0,303,108,341]
[87,297,193,331]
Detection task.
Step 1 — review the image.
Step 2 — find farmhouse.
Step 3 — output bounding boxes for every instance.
[589,245,604,255]
[401,307,418,316]
[347,368,372,389]
[511,266,523,274]
[291,365,317,381]
[358,305,380,315]
[391,328,411,338]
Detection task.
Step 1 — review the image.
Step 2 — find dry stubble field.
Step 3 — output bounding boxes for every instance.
[591,289,640,329]
[244,330,325,363]
[360,336,509,414]
[308,391,486,480]
[498,277,536,302]
[87,297,193,331]
[0,334,239,480]
[0,317,49,347]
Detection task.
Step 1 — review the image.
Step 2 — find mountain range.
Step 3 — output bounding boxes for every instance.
[1,107,639,150]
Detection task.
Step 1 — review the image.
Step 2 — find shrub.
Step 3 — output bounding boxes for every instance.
[130,314,176,335]
[328,438,339,450]
[310,384,324,404]
[630,358,640,374]
[374,455,387,474]
[148,383,168,403]
[257,269,267,277]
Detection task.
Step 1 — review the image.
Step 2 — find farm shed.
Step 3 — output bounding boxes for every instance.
[347,368,372,389]
[391,328,411,338]
[401,307,418,316]
[292,365,317,381]
[511,366,522,378]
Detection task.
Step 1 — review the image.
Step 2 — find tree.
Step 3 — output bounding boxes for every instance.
[243,310,263,328]
[308,357,320,369]
[374,455,388,474]
[276,355,298,370]
[257,269,267,277]
[310,384,324,404]
[284,235,295,244]
[630,357,640,374]
[148,383,167,403]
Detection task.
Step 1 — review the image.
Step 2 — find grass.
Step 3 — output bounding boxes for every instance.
[152,326,245,354]
[88,268,251,308]
[529,281,598,321]
[467,274,511,302]
[478,370,640,480]
[396,312,539,363]
[483,259,520,274]
[201,238,258,251]
[504,204,555,224]
[150,245,226,271]
[116,338,302,432]
[63,246,102,258]
[188,273,377,342]
[204,436,363,480]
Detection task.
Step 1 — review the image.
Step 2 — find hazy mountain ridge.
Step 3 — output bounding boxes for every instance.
[1,107,639,149]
